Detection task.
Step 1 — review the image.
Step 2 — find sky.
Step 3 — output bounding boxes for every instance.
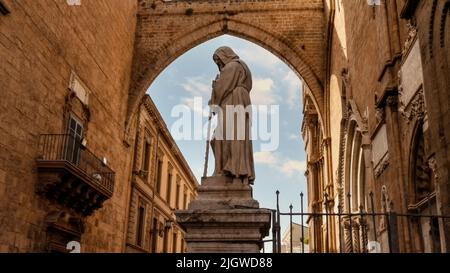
[147,35,308,249]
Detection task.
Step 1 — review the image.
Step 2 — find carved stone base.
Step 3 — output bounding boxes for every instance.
[176,176,271,253]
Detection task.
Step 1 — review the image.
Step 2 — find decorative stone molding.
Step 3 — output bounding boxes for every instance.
[348,100,368,132]
[428,156,440,182]
[341,68,350,100]
[381,185,393,213]
[374,90,398,126]
[375,107,385,126]
[402,18,418,58]
[321,137,331,149]
[374,155,390,178]
[398,69,404,102]
[45,210,85,253]
[336,68,351,211]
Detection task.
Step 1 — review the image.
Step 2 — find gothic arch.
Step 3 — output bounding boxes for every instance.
[343,119,367,211]
[407,120,442,253]
[407,120,433,205]
[126,0,326,127]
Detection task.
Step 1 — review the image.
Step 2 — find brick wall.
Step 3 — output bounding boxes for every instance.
[128,0,326,124]
[0,0,137,252]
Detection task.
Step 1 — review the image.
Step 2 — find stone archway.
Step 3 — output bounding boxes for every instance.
[126,0,326,126]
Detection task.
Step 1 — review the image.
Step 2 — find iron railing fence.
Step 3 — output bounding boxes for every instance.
[264,191,450,253]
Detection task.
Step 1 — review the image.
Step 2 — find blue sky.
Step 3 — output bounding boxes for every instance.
[147,35,307,244]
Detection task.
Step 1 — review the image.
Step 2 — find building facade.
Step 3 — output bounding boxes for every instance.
[302,0,450,253]
[281,223,309,253]
[0,0,138,252]
[125,95,198,253]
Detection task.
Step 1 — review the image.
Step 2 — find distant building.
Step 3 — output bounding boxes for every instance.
[281,223,309,253]
[125,95,199,253]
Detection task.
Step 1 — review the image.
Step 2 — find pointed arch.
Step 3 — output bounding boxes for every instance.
[126,18,325,127]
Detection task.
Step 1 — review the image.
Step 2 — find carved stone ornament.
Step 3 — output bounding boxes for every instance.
[428,156,440,182]
[375,107,385,125]
[374,154,390,178]
[400,90,426,123]
[381,185,393,213]
[398,70,404,109]
[402,18,418,57]
[341,68,350,100]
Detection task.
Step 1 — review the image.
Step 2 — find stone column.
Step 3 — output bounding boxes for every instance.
[176,176,271,253]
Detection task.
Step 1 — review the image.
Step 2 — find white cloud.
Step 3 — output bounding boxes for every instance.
[180,76,211,97]
[281,160,307,177]
[238,45,283,70]
[251,78,279,105]
[254,152,306,178]
[283,70,302,109]
[181,97,209,117]
[254,151,279,165]
[179,76,211,117]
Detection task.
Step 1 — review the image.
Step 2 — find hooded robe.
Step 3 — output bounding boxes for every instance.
[210,46,255,184]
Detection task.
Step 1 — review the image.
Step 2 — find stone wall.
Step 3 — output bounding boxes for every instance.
[0,0,137,252]
[305,0,450,253]
[128,0,326,124]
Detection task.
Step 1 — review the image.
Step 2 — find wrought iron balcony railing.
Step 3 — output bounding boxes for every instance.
[37,134,115,215]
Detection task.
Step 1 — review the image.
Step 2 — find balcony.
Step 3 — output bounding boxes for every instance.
[36,134,115,216]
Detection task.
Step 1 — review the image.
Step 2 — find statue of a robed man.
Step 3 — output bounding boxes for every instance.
[177,48,271,253]
[208,46,255,185]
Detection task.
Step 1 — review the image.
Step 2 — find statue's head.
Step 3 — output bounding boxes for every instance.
[213,46,239,71]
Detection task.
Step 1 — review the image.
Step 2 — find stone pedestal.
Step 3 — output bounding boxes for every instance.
[176,176,271,253]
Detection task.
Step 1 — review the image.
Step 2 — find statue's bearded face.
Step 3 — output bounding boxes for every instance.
[213,54,225,71]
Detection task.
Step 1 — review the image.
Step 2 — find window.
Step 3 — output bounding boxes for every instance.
[150,218,158,253]
[156,159,163,194]
[175,181,181,209]
[172,232,178,253]
[181,239,185,253]
[65,116,83,165]
[136,206,145,247]
[183,188,187,210]
[142,137,151,177]
[163,226,169,253]
[166,169,173,205]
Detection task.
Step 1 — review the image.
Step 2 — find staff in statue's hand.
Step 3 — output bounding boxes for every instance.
[203,74,219,178]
